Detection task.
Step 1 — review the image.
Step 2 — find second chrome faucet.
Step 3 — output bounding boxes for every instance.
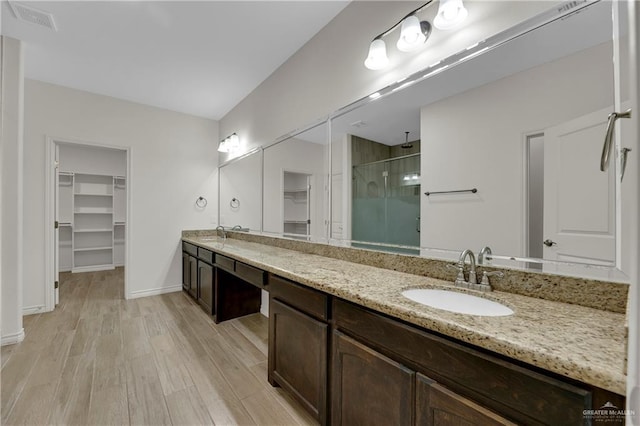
[447,248,502,292]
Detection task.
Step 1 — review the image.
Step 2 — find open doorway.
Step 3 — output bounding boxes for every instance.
[283,171,311,238]
[47,138,129,310]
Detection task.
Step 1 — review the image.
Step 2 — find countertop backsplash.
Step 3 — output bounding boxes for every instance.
[183,229,628,314]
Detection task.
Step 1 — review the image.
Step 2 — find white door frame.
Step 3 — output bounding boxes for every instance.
[522,131,545,260]
[626,0,639,414]
[44,136,132,311]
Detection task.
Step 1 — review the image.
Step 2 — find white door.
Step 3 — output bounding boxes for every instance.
[54,145,60,305]
[543,106,616,266]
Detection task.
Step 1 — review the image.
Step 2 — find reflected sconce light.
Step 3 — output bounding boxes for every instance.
[397,15,431,52]
[218,133,240,153]
[364,0,466,70]
[434,0,468,30]
[364,38,389,70]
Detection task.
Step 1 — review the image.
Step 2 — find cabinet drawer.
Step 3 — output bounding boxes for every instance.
[269,274,328,321]
[333,299,591,425]
[197,247,214,264]
[236,262,265,288]
[182,241,198,257]
[215,254,235,272]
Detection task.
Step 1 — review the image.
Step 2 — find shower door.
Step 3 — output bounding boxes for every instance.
[352,154,420,252]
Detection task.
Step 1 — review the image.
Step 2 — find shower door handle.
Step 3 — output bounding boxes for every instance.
[601,109,631,172]
[416,216,420,233]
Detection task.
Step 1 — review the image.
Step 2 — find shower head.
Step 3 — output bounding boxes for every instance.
[401,131,413,149]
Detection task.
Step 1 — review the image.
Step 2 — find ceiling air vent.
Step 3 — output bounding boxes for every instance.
[8,1,57,31]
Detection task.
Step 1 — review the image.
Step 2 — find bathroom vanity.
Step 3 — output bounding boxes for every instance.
[182,232,627,425]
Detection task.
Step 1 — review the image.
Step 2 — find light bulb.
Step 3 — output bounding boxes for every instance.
[434,0,468,30]
[397,18,430,52]
[218,137,229,153]
[400,16,421,43]
[228,133,240,151]
[364,38,389,70]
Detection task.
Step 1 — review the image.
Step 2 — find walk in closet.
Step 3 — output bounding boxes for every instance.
[283,171,311,237]
[57,144,126,273]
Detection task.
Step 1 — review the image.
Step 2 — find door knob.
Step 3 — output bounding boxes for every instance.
[543,239,557,247]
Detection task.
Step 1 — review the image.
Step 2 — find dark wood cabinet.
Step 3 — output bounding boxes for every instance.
[269,299,327,424]
[331,329,516,426]
[416,374,515,426]
[182,242,198,299]
[188,255,197,299]
[268,274,329,425]
[182,252,190,292]
[332,330,415,426]
[331,299,610,426]
[182,243,260,320]
[181,239,624,426]
[198,261,214,315]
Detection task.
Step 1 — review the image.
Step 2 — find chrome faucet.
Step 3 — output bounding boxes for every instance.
[478,246,492,265]
[447,249,494,292]
[231,225,250,232]
[216,225,227,240]
[459,249,477,285]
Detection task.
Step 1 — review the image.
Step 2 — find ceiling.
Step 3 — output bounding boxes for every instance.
[1,1,349,120]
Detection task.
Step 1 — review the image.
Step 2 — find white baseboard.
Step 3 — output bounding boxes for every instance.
[1,329,25,346]
[72,265,115,273]
[128,284,182,300]
[23,305,46,316]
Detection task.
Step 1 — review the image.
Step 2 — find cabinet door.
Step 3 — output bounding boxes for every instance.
[269,299,327,424]
[416,374,516,426]
[332,331,414,426]
[188,256,198,299]
[182,252,190,291]
[198,261,214,315]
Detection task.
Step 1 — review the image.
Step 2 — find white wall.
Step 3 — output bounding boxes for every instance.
[59,143,126,176]
[1,36,24,344]
[263,138,327,239]
[219,1,553,160]
[420,42,612,255]
[23,79,218,307]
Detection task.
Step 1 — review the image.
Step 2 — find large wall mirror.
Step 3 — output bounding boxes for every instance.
[263,123,329,241]
[331,0,631,280]
[218,149,263,231]
[218,0,632,281]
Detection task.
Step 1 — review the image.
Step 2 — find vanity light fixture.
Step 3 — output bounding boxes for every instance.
[364,0,467,70]
[218,133,240,153]
[434,0,468,30]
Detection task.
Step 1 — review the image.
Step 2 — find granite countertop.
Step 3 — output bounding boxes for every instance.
[183,235,627,395]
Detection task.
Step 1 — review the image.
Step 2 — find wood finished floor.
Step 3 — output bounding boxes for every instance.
[1,268,317,426]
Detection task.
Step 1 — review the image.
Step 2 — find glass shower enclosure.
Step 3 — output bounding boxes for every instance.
[352,153,420,253]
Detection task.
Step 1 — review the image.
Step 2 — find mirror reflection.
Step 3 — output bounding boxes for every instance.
[263,123,329,241]
[331,1,617,268]
[219,149,263,231]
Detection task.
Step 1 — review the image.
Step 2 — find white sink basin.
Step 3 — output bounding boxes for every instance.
[401,289,514,317]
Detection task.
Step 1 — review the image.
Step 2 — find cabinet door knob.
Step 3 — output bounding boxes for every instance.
[543,239,557,247]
